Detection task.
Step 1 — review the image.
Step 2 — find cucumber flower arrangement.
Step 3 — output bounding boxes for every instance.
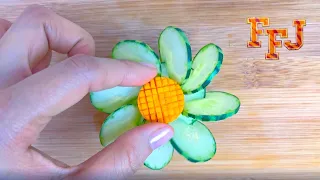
[90,26,240,170]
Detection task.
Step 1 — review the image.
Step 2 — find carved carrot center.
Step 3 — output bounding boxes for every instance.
[137,77,184,124]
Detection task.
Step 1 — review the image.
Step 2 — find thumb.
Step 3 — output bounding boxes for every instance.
[70,123,174,180]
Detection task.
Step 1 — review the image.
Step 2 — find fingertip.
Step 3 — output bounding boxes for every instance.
[118,60,158,86]
[142,65,158,80]
[0,18,12,38]
[139,62,157,69]
[0,18,12,30]
[125,122,174,150]
[138,62,158,78]
[69,122,173,179]
[148,124,174,150]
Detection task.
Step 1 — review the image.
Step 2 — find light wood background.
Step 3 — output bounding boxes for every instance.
[1,0,320,179]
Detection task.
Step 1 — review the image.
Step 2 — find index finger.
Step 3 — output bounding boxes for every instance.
[0,18,11,38]
[1,55,157,149]
[0,5,95,88]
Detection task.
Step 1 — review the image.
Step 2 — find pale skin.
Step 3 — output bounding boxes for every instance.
[0,5,174,180]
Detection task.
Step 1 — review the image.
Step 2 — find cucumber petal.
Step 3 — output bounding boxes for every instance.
[91,40,160,113]
[183,91,240,121]
[139,120,174,170]
[177,114,197,125]
[112,40,161,74]
[158,26,192,84]
[181,43,223,93]
[144,142,174,170]
[90,86,140,113]
[99,105,143,146]
[160,62,169,77]
[169,115,216,162]
[184,88,206,102]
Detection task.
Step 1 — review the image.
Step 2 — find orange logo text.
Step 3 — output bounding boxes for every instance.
[247,17,306,60]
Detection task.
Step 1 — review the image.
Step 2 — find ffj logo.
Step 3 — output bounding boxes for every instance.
[247,17,306,60]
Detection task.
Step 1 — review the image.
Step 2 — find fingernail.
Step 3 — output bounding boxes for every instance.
[140,62,156,69]
[149,127,174,150]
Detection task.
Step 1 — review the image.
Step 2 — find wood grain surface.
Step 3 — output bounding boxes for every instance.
[1,0,320,179]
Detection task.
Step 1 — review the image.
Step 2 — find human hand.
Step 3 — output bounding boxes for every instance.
[0,5,174,180]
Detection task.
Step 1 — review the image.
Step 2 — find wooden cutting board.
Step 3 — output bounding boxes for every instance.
[1,0,320,179]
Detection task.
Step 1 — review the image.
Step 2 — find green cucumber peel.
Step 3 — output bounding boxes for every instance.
[90,86,140,114]
[144,142,174,170]
[169,115,216,162]
[183,91,240,121]
[112,40,161,75]
[158,26,192,84]
[181,43,223,93]
[99,105,144,147]
[184,88,206,102]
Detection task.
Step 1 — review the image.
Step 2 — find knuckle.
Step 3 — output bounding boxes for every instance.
[66,54,93,72]
[24,5,49,15]
[22,5,53,23]
[65,54,100,85]
[115,138,139,175]
[123,147,138,174]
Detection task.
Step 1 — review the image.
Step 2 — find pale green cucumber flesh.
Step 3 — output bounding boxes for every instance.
[169,115,216,162]
[183,91,240,121]
[181,43,223,93]
[99,105,143,146]
[90,86,140,113]
[159,26,191,84]
[184,88,206,102]
[112,40,161,74]
[160,62,169,77]
[177,114,198,125]
[140,119,174,170]
[144,142,174,170]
